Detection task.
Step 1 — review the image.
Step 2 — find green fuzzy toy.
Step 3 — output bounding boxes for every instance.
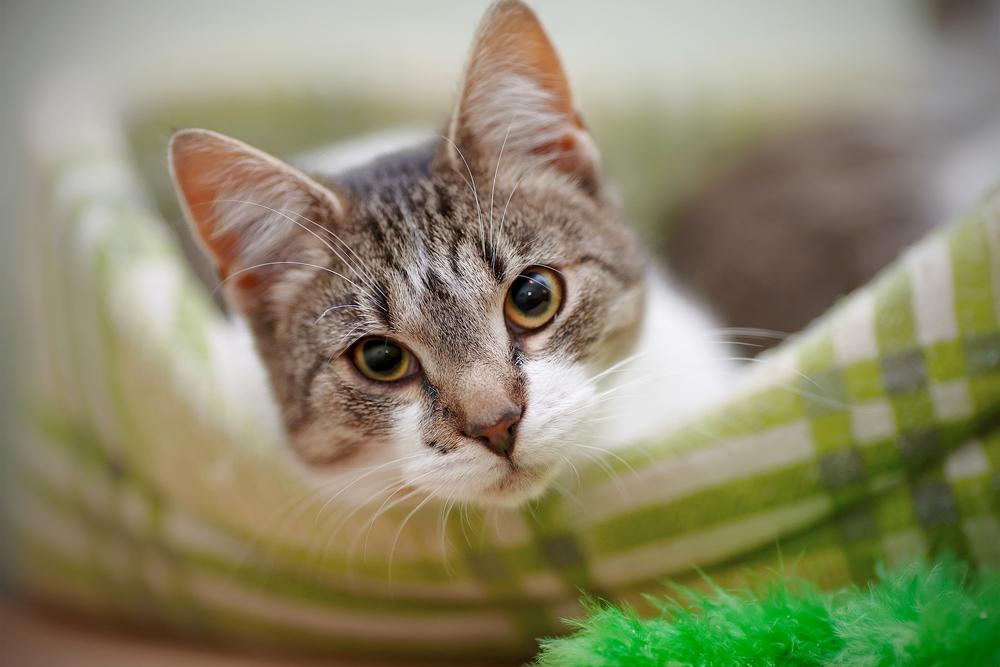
[535,561,1000,666]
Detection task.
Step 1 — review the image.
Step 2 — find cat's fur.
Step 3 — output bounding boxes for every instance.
[169,1,728,507]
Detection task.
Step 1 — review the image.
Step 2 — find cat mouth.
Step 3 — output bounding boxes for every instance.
[480,460,559,504]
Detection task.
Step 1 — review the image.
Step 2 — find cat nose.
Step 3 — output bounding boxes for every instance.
[463,406,522,458]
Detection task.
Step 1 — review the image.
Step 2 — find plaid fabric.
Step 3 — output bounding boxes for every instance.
[5,111,1000,663]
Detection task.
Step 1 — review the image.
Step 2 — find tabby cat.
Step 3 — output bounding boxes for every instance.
[169,0,729,507]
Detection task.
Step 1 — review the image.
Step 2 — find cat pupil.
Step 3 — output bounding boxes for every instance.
[512,273,551,315]
[363,341,402,373]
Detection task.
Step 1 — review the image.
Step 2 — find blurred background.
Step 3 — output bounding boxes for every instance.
[1,0,998,663]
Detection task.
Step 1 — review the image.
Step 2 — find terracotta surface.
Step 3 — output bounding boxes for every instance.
[0,600,460,667]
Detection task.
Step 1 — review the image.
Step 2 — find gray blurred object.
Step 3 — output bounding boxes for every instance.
[664,0,1000,355]
[665,117,933,353]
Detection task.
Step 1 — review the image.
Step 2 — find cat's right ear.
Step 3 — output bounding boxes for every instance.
[443,0,601,192]
[169,129,346,312]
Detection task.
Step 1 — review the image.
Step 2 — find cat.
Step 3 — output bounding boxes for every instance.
[168,0,730,508]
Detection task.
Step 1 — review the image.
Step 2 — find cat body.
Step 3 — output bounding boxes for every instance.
[169,1,730,507]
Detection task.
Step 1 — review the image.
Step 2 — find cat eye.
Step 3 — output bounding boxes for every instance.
[504,266,563,331]
[352,338,418,383]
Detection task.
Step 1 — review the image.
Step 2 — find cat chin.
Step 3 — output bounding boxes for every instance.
[411,459,563,508]
[393,440,569,508]
[472,459,565,507]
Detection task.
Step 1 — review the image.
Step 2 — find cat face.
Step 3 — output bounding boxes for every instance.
[169,0,646,506]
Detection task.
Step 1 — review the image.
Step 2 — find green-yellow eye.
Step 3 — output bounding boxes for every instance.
[352,338,417,382]
[504,267,563,331]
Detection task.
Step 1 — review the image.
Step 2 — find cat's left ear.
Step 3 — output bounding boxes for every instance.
[443,0,600,192]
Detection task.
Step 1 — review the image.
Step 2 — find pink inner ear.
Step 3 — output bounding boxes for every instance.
[171,128,354,314]
[233,271,264,291]
[171,129,347,293]
[171,137,251,278]
[534,128,582,168]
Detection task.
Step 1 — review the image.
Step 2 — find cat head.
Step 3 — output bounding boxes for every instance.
[169,0,646,506]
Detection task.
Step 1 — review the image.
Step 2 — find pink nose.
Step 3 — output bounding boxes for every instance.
[463,407,522,458]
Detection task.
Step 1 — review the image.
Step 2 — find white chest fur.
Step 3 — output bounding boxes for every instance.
[598,272,732,447]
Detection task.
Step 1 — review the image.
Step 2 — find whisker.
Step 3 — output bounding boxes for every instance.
[495,151,561,247]
[233,481,333,578]
[437,134,486,256]
[560,453,582,489]
[387,492,439,584]
[282,208,389,302]
[322,323,373,365]
[709,354,827,393]
[314,303,362,324]
[573,446,629,502]
[213,199,383,303]
[489,114,517,271]
[438,490,459,578]
[574,442,638,477]
[582,355,854,417]
[213,260,369,300]
[583,351,649,387]
[711,327,791,341]
[354,466,444,558]
[313,476,403,533]
[552,478,586,511]
[459,500,473,548]
[496,165,535,247]
[341,483,422,586]
[312,452,426,525]
[314,477,411,574]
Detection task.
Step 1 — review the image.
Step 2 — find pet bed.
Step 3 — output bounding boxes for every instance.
[5,92,999,663]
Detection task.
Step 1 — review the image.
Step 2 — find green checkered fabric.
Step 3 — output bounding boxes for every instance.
[6,114,1000,663]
